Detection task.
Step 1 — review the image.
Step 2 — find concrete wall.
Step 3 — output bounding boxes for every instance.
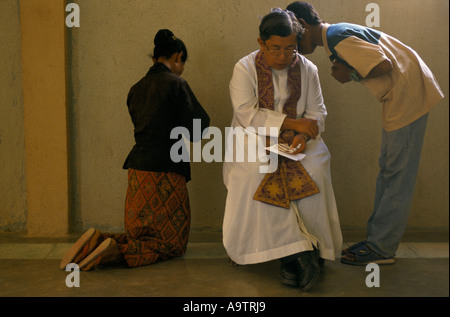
[0,0,27,232]
[1,0,448,236]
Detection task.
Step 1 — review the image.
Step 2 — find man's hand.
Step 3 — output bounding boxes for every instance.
[331,60,351,83]
[289,133,308,154]
[281,118,318,139]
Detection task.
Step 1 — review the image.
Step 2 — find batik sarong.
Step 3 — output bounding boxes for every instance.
[105,169,191,267]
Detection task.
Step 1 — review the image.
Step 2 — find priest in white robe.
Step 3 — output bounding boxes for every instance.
[222,8,342,291]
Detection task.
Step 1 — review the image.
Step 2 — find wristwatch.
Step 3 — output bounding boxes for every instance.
[300,133,311,142]
[349,69,361,82]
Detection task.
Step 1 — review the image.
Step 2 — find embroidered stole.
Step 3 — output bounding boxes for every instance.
[253,50,319,208]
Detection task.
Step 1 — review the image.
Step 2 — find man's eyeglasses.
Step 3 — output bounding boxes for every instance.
[264,43,298,58]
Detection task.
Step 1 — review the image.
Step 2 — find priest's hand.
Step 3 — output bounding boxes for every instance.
[289,133,309,154]
[281,118,318,139]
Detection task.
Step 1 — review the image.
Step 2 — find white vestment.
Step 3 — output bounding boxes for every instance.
[223,51,343,265]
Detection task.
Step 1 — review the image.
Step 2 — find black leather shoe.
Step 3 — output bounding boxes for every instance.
[279,260,299,286]
[296,249,320,291]
[318,257,325,267]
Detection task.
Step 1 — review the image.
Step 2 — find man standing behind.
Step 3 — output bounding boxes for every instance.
[286,1,444,265]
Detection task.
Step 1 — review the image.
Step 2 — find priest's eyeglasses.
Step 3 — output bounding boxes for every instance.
[264,43,298,57]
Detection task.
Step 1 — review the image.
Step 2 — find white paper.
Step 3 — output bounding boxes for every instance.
[265,143,306,161]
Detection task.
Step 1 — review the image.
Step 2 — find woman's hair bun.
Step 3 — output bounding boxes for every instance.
[154,29,176,47]
[152,28,187,63]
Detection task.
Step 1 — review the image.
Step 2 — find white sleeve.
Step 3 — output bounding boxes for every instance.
[303,63,327,134]
[229,60,286,137]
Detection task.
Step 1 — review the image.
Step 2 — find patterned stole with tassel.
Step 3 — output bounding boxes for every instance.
[253,50,319,208]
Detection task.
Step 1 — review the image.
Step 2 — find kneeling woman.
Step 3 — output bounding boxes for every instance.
[61,29,210,270]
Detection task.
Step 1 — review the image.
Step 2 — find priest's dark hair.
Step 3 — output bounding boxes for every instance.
[259,8,304,42]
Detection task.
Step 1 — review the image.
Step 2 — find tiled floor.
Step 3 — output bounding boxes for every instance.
[0,231,448,298]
